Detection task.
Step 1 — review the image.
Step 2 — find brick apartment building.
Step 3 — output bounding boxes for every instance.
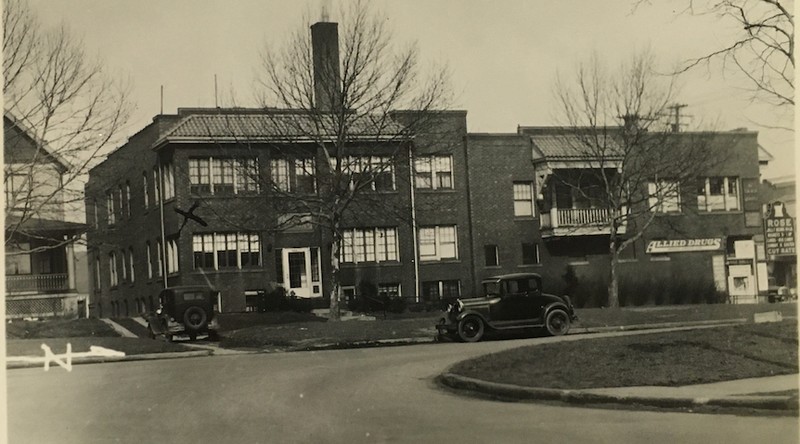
[84,20,770,317]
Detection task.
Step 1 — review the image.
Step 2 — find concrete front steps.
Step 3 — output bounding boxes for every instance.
[311,308,376,321]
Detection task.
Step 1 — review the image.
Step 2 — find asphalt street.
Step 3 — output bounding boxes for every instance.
[7,330,799,443]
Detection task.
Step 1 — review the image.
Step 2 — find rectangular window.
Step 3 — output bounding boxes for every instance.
[270,158,290,192]
[239,233,261,267]
[189,158,211,194]
[340,227,398,264]
[162,162,175,200]
[484,244,499,266]
[95,255,101,289]
[513,182,534,216]
[294,158,316,193]
[212,158,235,194]
[4,172,30,209]
[146,242,153,279]
[236,158,259,193]
[378,283,401,298]
[415,155,453,189]
[522,243,540,265]
[129,248,135,283]
[371,156,395,191]
[215,233,237,268]
[422,280,461,302]
[648,180,681,213]
[143,172,150,207]
[419,225,458,261]
[121,250,128,282]
[167,239,179,274]
[153,168,161,205]
[124,182,131,218]
[106,191,115,225]
[697,177,740,212]
[109,252,118,287]
[156,241,163,277]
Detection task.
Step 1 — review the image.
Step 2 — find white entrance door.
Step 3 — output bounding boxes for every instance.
[282,247,322,298]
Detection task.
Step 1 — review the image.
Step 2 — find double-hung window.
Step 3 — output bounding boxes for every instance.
[697,176,740,212]
[419,225,458,261]
[106,191,115,225]
[513,182,534,216]
[414,155,453,189]
[341,227,398,263]
[648,179,681,213]
[192,232,261,269]
[191,157,259,194]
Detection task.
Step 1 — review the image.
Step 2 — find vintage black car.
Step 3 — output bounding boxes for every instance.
[436,273,577,342]
[145,286,220,341]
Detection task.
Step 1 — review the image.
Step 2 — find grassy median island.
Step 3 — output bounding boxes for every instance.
[449,321,798,389]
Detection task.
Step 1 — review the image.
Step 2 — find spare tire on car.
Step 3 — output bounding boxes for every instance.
[183,306,208,331]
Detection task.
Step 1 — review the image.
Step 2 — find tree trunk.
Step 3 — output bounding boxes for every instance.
[607,221,620,308]
[328,231,342,321]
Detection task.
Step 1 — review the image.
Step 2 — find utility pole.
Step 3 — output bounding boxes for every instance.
[666,103,688,132]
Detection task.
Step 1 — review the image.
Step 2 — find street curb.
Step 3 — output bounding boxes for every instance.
[574,318,748,334]
[437,373,799,412]
[6,350,212,370]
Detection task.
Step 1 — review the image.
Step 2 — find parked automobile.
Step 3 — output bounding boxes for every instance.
[767,277,796,303]
[145,286,220,341]
[436,273,577,342]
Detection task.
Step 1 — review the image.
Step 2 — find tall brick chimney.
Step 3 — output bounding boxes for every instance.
[311,22,341,112]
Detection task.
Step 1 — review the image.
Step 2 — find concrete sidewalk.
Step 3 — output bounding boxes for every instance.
[438,373,799,413]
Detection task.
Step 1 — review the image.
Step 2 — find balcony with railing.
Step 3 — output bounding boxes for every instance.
[6,273,72,294]
[540,207,626,237]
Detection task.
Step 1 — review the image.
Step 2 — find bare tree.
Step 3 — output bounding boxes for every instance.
[3,0,131,250]
[552,51,719,307]
[252,1,451,320]
[637,0,794,108]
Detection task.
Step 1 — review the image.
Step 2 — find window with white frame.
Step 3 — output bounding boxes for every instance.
[95,255,101,289]
[121,249,127,282]
[190,157,258,194]
[484,244,499,266]
[142,172,150,208]
[162,161,175,199]
[521,243,540,265]
[414,155,452,189]
[153,167,160,205]
[648,179,681,213]
[513,181,534,216]
[106,190,115,225]
[270,158,291,192]
[156,240,163,277]
[331,156,394,191]
[697,176,740,212]
[167,239,179,274]
[124,182,131,218]
[341,227,398,263]
[422,280,461,301]
[109,252,118,287]
[378,283,401,299]
[146,242,152,279]
[192,232,261,269]
[4,171,30,209]
[294,158,316,193]
[129,247,135,283]
[419,225,457,261]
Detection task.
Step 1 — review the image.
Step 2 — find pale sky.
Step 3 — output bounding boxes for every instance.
[29,0,795,179]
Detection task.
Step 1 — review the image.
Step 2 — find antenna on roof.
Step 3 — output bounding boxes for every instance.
[160,85,164,114]
[214,75,219,108]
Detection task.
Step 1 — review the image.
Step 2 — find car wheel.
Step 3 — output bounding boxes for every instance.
[458,316,485,342]
[545,309,570,336]
[183,306,208,331]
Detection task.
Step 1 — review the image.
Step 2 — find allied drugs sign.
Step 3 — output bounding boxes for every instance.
[645,238,723,254]
[764,202,795,258]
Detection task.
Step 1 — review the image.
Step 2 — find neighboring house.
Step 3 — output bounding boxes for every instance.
[4,113,89,319]
[84,20,770,317]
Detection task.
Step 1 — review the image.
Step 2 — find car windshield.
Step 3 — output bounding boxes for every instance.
[483,281,501,296]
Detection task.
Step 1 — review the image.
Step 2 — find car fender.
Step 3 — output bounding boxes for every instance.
[543,301,570,318]
[455,309,490,326]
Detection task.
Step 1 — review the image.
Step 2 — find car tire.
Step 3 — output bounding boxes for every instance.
[458,316,485,342]
[183,306,208,331]
[545,308,570,336]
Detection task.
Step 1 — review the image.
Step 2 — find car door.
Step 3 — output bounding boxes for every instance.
[495,278,537,325]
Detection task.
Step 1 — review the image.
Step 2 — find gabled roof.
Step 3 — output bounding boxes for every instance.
[4,113,71,172]
[152,109,408,149]
[758,144,775,164]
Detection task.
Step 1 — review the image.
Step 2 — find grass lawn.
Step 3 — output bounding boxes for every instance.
[6,318,118,339]
[6,337,192,357]
[220,317,437,348]
[449,320,798,389]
